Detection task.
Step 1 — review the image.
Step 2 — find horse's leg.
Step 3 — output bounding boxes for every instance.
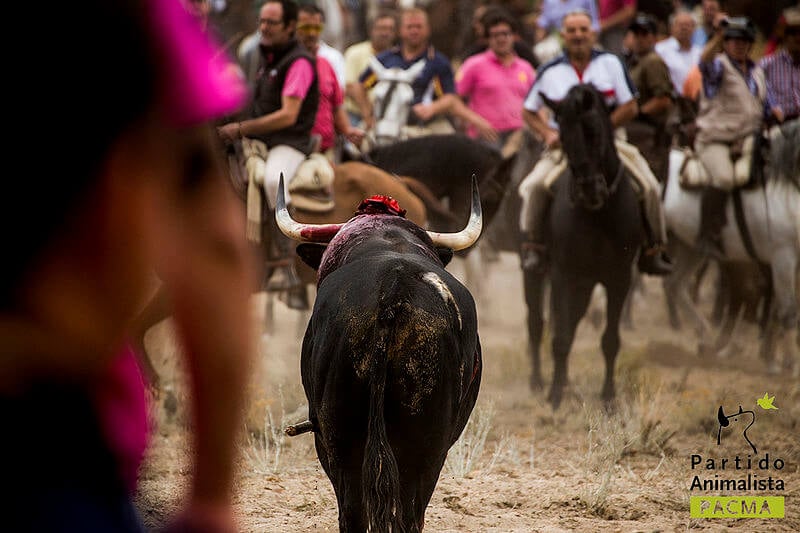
[768,251,799,376]
[663,236,693,330]
[548,274,594,410]
[621,267,640,330]
[663,245,714,352]
[263,291,275,336]
[663,274,682,330]
[131,283,172,393]
[463,249,485,303]
[710,262,729,327]
[523,270,547,391]
[601,275,631,407]
[713,302,745,360]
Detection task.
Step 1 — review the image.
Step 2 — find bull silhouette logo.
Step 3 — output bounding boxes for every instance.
[717,405,757,454]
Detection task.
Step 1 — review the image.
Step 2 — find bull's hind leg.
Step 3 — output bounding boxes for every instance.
[601,277,632,407]
[548,275,595,410]
[316,437,367,533]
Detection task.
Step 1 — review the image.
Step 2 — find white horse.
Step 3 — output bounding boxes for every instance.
[365,56,426,148]
[662,120,800,375]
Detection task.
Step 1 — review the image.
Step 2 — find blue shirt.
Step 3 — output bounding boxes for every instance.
[359,46,455,105]
[537,0,600,33]
[692,26,712,46]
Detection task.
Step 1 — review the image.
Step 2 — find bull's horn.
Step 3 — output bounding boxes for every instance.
[426,174,482,251]
[275,173,344,243]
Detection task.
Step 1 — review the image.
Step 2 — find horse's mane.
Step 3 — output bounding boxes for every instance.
[556,84,617,153]
[770,120,800,188]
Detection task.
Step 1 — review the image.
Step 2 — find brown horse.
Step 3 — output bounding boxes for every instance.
[133,161,427,390]
[289,162,427,286]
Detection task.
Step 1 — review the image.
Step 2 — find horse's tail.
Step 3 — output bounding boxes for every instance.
[362,276,405,532]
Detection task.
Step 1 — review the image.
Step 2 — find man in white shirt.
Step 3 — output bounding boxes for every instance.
[518,9,673,276]
[655,9,703,94]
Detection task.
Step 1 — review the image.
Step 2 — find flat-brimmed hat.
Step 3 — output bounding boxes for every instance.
[629,13,657,34]
[722,17,756,42]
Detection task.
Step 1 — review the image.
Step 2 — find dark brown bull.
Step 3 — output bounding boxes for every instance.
[279,176,482,532]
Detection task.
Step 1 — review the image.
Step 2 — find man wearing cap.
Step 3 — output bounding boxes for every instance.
[625,13,674,183]
[694,15,767,255]
[517,9,674,276]
[758,7,800,125]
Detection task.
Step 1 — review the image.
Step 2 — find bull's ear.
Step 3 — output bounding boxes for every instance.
[436,246,454,266]
[296,243,327,270]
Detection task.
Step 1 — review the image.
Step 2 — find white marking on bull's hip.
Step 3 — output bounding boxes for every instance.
[422,272,461,329]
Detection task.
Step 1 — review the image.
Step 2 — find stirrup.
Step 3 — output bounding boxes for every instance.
[638,244,674,276]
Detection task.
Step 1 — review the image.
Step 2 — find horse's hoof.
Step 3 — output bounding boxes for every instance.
[530,375,543,391]
[601,397,617,413]
[766,361,781,375]
[547,390,563,411]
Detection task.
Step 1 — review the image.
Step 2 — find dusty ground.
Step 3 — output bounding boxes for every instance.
[136,251,800,532]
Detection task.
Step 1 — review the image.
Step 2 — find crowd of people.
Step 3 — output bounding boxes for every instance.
[4,0,796,530]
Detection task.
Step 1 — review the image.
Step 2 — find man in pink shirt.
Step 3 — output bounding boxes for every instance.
[218,0,318,309]
[297,4,363,157]
[456,7,535,149]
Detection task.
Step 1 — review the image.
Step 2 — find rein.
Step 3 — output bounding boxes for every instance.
[606,158,625,196]
[373,80,398,123]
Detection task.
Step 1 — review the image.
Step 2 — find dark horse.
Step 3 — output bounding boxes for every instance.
[524,84,643,410]
[349,134,520,246]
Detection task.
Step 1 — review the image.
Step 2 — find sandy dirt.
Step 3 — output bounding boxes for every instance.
[136,251,799,532]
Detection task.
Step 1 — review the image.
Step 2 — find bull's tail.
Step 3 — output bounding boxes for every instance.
[362,285,405,532]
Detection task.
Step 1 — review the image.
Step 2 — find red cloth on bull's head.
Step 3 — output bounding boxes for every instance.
[355,195,407,218]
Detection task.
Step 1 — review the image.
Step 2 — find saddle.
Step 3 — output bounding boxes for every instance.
[229,138,336,242]
[678,132,768,191]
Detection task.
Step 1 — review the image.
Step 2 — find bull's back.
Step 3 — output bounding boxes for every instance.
[306,254,477,417]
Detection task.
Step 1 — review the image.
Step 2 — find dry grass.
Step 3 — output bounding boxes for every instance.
[444,399,495,478]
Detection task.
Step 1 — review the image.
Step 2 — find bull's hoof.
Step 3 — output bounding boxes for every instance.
[529,373,543,391]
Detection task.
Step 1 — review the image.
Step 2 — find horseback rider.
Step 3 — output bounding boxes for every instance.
[353,7,457,137]
[694,15,767,256]
[218,0,319,310]
[624,13,674,183]
[518,8,674,276]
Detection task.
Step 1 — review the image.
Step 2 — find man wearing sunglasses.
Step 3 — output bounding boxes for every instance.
[759,7,800,125]
[297,3,364,157]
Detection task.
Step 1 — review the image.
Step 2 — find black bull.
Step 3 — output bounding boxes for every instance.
[277,177,483,532]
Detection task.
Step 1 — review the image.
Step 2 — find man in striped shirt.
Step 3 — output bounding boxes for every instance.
[759,7,800,124]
